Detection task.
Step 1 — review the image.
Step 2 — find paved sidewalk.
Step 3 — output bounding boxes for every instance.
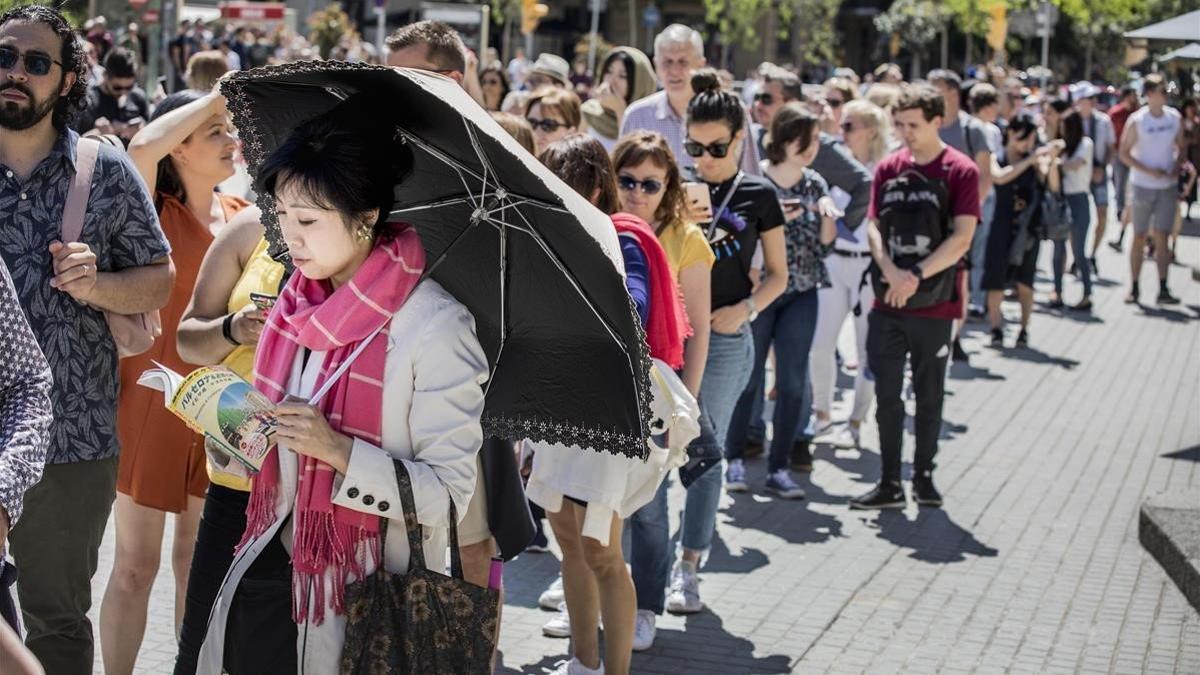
[78,227,1199,673]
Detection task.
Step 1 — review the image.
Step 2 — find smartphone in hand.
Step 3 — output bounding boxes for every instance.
[250,292,278,312]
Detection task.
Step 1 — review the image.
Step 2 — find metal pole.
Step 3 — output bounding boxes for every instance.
[375,6,385,58]
[1039,0,1050,87]
[479,5,490,62]
[587,0,601,77]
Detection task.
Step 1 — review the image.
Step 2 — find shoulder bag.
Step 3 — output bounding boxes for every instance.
[62,138,161,358]
[340,459,500,674]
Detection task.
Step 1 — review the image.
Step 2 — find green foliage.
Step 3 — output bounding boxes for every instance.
[701,0,839,65]
[308,2,351,60]
[873,0,950,50]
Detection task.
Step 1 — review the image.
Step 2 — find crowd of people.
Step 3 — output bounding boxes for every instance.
[0,5,1196,675]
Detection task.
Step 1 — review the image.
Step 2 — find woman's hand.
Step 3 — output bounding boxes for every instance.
[594,81,626,117]
[230,304,266,346]
[711,302,749,334]
[273,398,353,473]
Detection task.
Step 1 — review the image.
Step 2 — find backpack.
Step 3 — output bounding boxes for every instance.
[869,167,957,309]
[63,138,161,358]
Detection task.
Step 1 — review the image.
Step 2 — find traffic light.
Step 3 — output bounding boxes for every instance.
[521,0,549,35]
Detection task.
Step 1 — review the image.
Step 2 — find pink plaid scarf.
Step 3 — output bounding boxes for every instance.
[243,225,425,625]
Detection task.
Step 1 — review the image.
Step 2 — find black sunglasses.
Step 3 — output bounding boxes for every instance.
[526,116,569,133]
[826,98,844,108]
[684,138,733,159]
[617,175,663,195]
[754,92,773,106]
[0,46,62,77]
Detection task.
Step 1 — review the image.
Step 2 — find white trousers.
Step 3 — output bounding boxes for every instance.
[810,252,875,423]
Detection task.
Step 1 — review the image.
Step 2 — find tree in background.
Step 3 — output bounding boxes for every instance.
[308,2,352,60]
[702,0,840,70]
[873,0,950,78]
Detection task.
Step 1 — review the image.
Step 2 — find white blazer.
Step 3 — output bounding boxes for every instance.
[197,280,488,675]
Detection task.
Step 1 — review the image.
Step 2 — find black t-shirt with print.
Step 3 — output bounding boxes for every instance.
[699,171,785,310]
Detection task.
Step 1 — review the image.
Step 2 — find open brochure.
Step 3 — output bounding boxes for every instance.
[138,363,276,473]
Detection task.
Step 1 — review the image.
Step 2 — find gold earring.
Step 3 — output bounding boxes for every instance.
[356,222,373,242]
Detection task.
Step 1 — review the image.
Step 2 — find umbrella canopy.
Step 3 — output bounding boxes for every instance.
[220,61,653,458]
[1124,10,1200,42]
[1159,42,1200,63]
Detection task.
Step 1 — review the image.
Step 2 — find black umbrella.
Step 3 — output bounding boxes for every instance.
[221,61,652,459]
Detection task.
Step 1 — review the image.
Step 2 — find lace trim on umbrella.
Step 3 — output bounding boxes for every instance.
[220,60,654,460]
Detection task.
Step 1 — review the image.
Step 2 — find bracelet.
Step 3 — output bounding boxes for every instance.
[222,313,241,346]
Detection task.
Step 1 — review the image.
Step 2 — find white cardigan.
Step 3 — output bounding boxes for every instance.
[196,280,488,675]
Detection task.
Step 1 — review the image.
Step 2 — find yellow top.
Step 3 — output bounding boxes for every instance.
[208,236,285,491]
[655,219,715,279]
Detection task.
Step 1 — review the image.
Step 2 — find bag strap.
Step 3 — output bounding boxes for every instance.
[705,171,745,240]
[305,322,386,408]
[385,457,466,580]
[62,137,100,243]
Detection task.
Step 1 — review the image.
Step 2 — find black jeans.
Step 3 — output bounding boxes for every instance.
[174,484,249,675]
[867,310,953,484]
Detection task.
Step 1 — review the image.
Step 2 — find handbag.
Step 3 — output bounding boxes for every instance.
[1008,187,1040,267]
[62,138,161,358]
[1039,185,1072,242]
[340,460,500,675]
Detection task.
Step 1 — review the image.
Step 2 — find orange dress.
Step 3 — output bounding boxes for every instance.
[116,193,249,513]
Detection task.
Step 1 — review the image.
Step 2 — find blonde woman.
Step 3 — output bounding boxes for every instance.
[809,99,892,450]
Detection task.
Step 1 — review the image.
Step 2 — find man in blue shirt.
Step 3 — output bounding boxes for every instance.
[0,6,172,672]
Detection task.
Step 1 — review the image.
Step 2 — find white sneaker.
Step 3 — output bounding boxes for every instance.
[549,657,605,675]
[765,469,806,499]
[846,424,861,449]
[538,575,565,610]
[811,418,838,442]
[542,602,571,638]
[823,425,858,449]
[632,609,657,651]
[725,459,747,493]
[665,560,702,614]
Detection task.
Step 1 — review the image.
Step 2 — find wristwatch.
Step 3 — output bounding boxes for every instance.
[910,264,925,280]
[744,296,759,322]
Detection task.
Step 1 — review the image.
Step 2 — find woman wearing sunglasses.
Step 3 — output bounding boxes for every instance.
[666,69,787,614]
[823,76,858,138]
[101,89,243,675]
[526,87,581,156]
[610,131,713,649]
[982,113,1062,347]
[726,103,836,495]
[479,61,509,112]
[809,99,892,451]
[530,134,687,675]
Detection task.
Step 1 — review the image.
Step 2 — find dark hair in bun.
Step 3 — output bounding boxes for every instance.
[258,93,414,239]
[686,67,744,134]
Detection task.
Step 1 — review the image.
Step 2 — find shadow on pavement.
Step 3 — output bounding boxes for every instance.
[720,492,845,547]
[701,531,771,574]
[648,613,792,673]
[869,508,999,564]
[948,360,1006,381]
[1001,345,1080,369]
[1138,304,1197,323]
[1163,444,1200,462]
[903,416,969,442]
[821,447,880,485]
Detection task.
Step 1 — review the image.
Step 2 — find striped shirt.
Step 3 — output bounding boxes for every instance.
[620,90,762,177]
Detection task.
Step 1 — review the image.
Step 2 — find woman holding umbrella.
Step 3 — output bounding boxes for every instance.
[196,98,488,674]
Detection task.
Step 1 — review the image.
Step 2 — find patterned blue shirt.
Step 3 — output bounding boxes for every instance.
[0,130,170,464]
[0,256,52,528]
[766,168,832,294]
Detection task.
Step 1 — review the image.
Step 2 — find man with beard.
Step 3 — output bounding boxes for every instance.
[0,6,172,672]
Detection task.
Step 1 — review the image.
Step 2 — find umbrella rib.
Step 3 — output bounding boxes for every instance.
[389,196,476,217]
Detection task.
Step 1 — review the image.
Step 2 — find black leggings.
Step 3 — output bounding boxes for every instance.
[174,484,249,675]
